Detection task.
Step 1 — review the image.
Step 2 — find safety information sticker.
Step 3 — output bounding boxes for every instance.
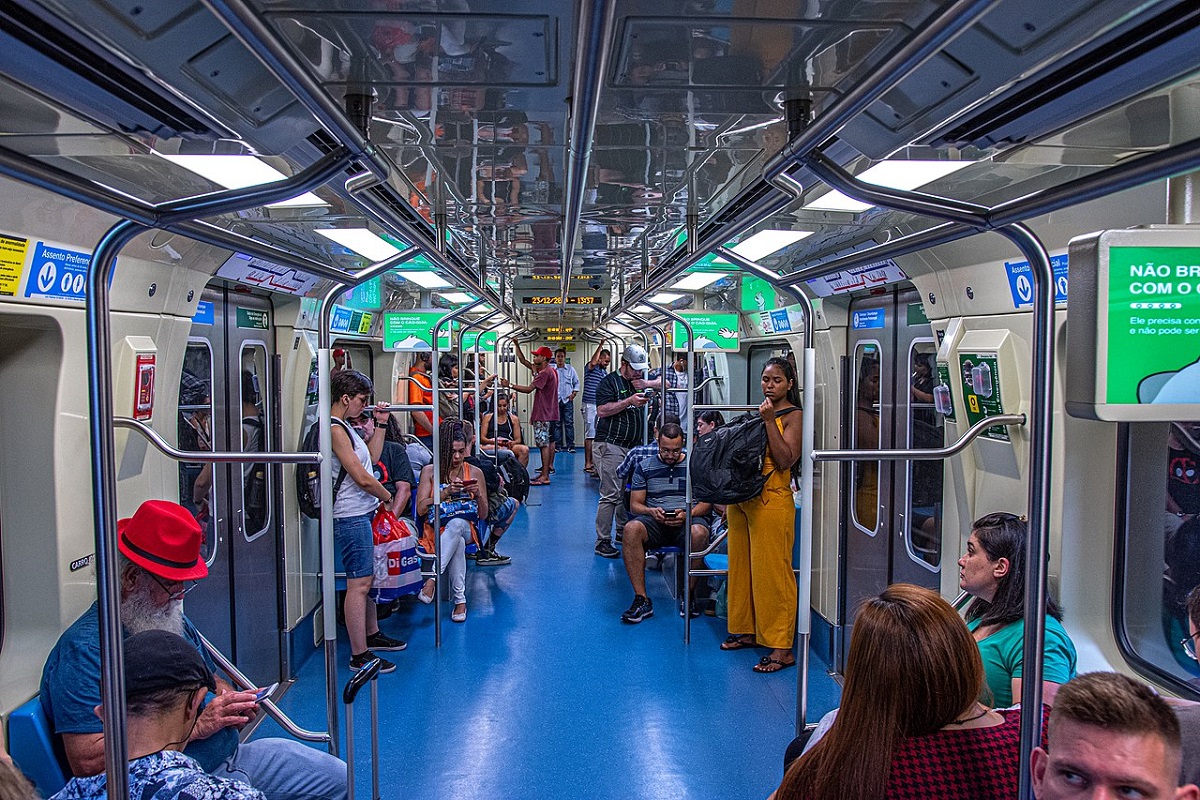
[0,234,28,296]
[1004,253,1069,309]
[24,241,92,302]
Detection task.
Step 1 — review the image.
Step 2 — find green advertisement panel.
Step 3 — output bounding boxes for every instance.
[936,362,956,423]
[958,352,1008,441]
[671,312,740,351]
[382,311,455,351]
[741,275,778,312]
[1106,246,1200,404]
[461,330,498,352]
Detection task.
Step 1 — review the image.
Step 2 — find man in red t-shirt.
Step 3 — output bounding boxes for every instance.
[503,344,559,485]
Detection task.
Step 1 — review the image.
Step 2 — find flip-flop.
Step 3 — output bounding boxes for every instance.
[529,479,551,486]
[720,635,757,651]
[753,656,796,673]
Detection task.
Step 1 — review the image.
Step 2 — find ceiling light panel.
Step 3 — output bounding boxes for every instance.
[803,159,974,213]
[649,292,685,303]
[728,230,814,261]
[671,272,728,291]
[316,228,404,261]
[437,292,476,304]
[156,153,327,207]
[397,270,453,289]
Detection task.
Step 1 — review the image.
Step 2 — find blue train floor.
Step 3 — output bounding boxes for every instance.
[260,451,841,800]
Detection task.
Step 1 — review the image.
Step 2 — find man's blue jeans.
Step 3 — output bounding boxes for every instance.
[211,738,348,800]
[552,399,576,449]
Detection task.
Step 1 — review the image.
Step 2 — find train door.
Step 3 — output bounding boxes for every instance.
[178,289,283,683]
[839,288,944,668]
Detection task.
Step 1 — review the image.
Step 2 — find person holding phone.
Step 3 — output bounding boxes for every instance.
[480,391,530,466]
[619,422,712,623]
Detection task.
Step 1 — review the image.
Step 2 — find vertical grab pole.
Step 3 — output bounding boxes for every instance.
[319,282,345,754]
[86,219,145,800]
[718,246,816,733]
[623,311,663,446]
[646,303,695,641]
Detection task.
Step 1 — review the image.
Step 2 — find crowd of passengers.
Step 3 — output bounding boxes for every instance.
[7,343,1200,798]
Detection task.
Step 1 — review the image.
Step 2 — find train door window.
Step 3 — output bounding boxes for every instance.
[334,342,374,383]
[1117,421,1200,696]
[905,340,943,567]
[852,342,882,534]
[178,340,217,564]
[239,344,270,542]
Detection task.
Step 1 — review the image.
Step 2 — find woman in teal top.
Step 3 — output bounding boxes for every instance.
[958,512,1078,708]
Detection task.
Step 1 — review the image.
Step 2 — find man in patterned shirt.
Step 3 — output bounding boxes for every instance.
[51,629,266,800]
[1031,671,1199,800]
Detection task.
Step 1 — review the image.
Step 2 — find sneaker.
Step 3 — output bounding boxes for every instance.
[365,631,407,651]
[644,552,662,571]
[466,550,477,561]
[549,466,556,474]
[614,530,624,544]
[349,651,396,674]
[621,595,654,623]
[567,447,577,453]
[595,540,620,558]
[475,548,511,566]
[678,599,700,619]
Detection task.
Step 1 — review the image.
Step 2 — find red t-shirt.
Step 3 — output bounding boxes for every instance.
[530,366,559,422]
[884,707,1050,799]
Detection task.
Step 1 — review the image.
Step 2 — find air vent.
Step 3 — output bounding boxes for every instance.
[0,2,218,139]
[932,0,1200,149]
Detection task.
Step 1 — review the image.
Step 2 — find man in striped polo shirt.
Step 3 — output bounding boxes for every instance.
[582,348,611,474]
[619,422,713,623]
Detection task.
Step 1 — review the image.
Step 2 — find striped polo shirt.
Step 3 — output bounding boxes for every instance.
[631,453,687,511]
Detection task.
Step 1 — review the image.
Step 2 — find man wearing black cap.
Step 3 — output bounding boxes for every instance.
[50,630,265,800]
[40,500,347,799]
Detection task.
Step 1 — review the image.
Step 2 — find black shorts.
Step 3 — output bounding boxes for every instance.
[630,513,710,550]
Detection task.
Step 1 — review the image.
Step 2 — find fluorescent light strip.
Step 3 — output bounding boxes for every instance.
[804,159,974,213]
[397,270,452,289]
[648,292,685,304]
[728,230,813,261]
[156,153,327,207]
[671,272,728,291]
[316,228,404,262]
[437,292,476,304]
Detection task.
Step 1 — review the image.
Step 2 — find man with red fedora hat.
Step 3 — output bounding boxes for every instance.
[502,342,559,485]
[40,500,347,799]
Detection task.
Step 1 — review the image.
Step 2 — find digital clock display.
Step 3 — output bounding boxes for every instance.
[520,295,602,306]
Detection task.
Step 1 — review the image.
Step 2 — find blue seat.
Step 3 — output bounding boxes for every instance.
[7,695,69,797]
[704,553,729,572]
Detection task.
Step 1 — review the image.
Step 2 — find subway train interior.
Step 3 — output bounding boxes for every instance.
[0,0,1199,797]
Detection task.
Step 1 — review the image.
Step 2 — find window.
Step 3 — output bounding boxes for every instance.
[1116,422,1200,697]
[240,344,270,542]
[177,340,217,565]
[852,342,882,534]
[905,340,943,568]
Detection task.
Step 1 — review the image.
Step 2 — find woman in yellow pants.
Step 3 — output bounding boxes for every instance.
[722,356,804,672]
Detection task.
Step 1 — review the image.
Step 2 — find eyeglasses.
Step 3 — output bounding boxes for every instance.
[146,571,198,602]
[1183,630,1199,662]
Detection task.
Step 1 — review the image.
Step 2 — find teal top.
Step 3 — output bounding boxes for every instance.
[966,615,1078,708]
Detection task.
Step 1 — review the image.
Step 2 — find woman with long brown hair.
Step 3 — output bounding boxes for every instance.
[774,584,1041,800]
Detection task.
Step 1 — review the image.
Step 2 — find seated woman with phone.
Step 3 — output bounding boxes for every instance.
[480,392,530,466]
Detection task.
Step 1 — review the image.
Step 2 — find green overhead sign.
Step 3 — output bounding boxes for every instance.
[670,312,740,351]
[741,275,778,312]
[382,311,456,351]
[461,330,498,352]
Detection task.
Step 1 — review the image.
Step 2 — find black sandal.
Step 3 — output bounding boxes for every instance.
[753,655,796,673]
[720,634,757,651]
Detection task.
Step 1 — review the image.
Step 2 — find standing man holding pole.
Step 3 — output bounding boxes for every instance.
[581,347,611,475]
[503,344,559,486]
[592,345,650,558]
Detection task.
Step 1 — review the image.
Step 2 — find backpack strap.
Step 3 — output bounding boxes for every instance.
[329,417,356,500]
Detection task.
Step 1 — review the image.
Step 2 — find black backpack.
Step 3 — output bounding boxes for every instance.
[295,418,351,519]
[495,449,530,504]
[691,408,796,505]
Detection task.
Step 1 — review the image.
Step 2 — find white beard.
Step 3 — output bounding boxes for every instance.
[121,586,185,636]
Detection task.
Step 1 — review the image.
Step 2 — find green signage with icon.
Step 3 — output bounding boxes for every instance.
[741,275,778,313]
[461,330,498,352]
[670,312,740,352]
[382,310,456,351]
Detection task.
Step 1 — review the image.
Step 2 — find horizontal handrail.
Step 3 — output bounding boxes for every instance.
[197,633,331,744]
[813,414,1025,462]
[692,404,764,413]
[114,417,320,464]
[693,529,727,558]
[693,375,725,392]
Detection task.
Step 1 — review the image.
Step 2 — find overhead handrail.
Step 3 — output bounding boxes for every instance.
[114,417,320,464]
[812,414,1026,462]
[197,633,330,744]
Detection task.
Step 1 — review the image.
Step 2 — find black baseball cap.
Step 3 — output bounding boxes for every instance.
[124,630,216,696]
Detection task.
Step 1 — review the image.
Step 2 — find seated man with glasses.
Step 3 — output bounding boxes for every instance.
[40,500,348,799]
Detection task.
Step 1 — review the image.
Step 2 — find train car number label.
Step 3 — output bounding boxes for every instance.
[958,352,1009,441]
[24,242,93,302]
[1004,253,1069,309]
[0,234,28,297]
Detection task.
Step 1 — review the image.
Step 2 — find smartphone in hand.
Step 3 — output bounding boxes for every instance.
[252,682,280,703]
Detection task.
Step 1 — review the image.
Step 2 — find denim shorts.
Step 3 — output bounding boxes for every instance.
[489,495,519,526]
[334,512,374,579]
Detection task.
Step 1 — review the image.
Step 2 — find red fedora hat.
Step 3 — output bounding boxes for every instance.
[117,500,208,582]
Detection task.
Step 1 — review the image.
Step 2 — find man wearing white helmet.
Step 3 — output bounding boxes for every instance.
[591,344,651,558]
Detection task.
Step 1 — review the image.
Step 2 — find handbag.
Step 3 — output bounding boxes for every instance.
[425,489,478,525]
[370,508,421,600]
